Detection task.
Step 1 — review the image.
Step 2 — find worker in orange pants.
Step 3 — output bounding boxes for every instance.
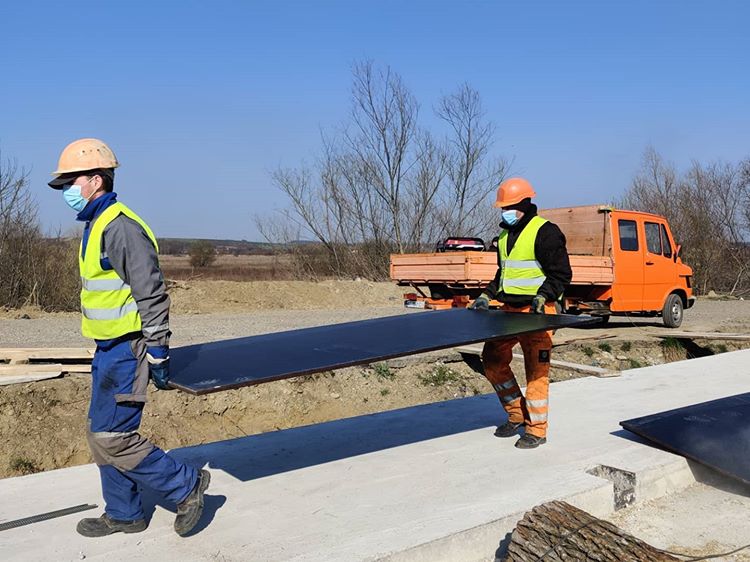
[470,178,571,449]
[481,303,556,444]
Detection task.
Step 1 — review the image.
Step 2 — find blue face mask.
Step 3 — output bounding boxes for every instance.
[62,181,94,213]
[502,210,520,226]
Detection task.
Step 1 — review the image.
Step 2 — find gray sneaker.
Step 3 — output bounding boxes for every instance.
[77,513,147,537]
[174,469,211,536]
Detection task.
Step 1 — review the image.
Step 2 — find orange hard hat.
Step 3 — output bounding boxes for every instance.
[49,138,119,186]
[494,177,536,208]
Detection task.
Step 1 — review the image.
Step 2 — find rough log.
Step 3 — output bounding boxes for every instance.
[503,501,678,561]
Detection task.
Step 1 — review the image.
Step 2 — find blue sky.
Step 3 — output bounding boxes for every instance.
[1,1,748,240]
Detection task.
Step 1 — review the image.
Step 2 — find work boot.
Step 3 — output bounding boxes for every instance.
[76,513,147,537]
[515,433,547,449]
[494,421,524,438]
[174,468,211,536]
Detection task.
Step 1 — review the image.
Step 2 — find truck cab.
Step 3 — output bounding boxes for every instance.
[602,209,693,324]
[526,206,695,327]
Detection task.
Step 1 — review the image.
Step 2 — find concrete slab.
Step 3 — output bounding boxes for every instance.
[1,349,749,562]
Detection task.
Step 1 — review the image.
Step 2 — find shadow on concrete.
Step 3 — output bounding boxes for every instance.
[494,531,513,561]
[168,394,502,482]
[689,461,750,498]
[609,428,654,447]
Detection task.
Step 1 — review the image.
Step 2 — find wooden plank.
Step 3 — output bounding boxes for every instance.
[62,364,92,374]
[454,345,616,376]
[543,356,616,377]
[653,331,750,341]
[0,373,63,386]
[0,348,94,362]
[0,364,64,376]
[553,334,616,347]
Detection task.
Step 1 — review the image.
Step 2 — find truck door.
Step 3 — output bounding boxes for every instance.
[642,221,677,310]
[612,217,644,311]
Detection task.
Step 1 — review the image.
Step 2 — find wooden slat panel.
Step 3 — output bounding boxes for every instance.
[541,206,613,257]
[391,251,496,282]
[392,250,614,285]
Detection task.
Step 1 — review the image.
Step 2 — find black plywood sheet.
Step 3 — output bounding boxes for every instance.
[170,309,595,395]
[621,393,750,485]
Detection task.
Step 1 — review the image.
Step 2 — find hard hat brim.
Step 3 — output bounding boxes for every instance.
[48,173,79,189]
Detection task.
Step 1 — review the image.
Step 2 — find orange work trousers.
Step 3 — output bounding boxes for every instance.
[481,303,556,438]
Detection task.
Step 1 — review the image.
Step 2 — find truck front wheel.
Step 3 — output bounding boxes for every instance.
[662,294,683,328]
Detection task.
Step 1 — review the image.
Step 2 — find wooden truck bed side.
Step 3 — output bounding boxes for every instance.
[390,205,616,287]
[389,252,496,285]
[390,253,613,286]
[539,205,613,258]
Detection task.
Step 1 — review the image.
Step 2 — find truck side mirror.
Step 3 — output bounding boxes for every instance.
[674,244,681,263]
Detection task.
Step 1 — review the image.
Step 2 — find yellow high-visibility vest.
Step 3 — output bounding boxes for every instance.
[498,216,547,296]
[78,202,158,339]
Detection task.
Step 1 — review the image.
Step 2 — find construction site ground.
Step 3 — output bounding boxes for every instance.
[1,346,749,561]
[0,280,749,480]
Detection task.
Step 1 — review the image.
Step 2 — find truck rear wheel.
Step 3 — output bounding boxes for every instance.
[662,294,683,328]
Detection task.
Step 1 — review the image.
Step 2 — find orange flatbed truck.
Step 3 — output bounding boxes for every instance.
[390,205,696,328]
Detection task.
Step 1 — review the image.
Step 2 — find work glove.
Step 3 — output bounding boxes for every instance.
[469,293,490,310]
[147,345,173,390]
[531,294,546,314]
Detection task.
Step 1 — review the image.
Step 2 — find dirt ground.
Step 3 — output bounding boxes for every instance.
[1,281,749,479]
[607,467,750,561]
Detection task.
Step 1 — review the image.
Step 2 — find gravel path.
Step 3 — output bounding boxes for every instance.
[0,307,409,347]
[0,299,747,349]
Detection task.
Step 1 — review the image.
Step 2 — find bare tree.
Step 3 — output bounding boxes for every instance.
[345,60,420,253]
[623,147,750,295]
[0,152,80,310]
[622,146,679,218]
[259,62,511,279]
[436,84,509,239]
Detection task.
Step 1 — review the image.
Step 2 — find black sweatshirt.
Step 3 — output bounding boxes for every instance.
[484,205,572,306]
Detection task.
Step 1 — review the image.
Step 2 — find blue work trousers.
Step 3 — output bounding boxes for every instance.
[87,336,197,521]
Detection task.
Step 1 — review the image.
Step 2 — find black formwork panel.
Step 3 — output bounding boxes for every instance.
[170,309,595,395]
[621,393,750,485]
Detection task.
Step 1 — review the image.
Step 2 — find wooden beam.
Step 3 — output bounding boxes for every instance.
[455,345,616,377]
[653,332,750,341]
[0,373,63,386]
[0,364,64,376]
[0,348,94,366]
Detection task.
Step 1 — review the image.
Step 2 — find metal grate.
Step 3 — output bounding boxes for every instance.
[0,504,97,532]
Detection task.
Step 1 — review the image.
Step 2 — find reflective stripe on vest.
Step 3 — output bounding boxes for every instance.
[79,202,159,340]
[498,216,548,296]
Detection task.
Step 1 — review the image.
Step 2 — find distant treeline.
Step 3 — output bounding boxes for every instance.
[157,238,313,256]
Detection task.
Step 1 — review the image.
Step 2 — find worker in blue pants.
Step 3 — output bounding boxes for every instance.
[48,138,210,537]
